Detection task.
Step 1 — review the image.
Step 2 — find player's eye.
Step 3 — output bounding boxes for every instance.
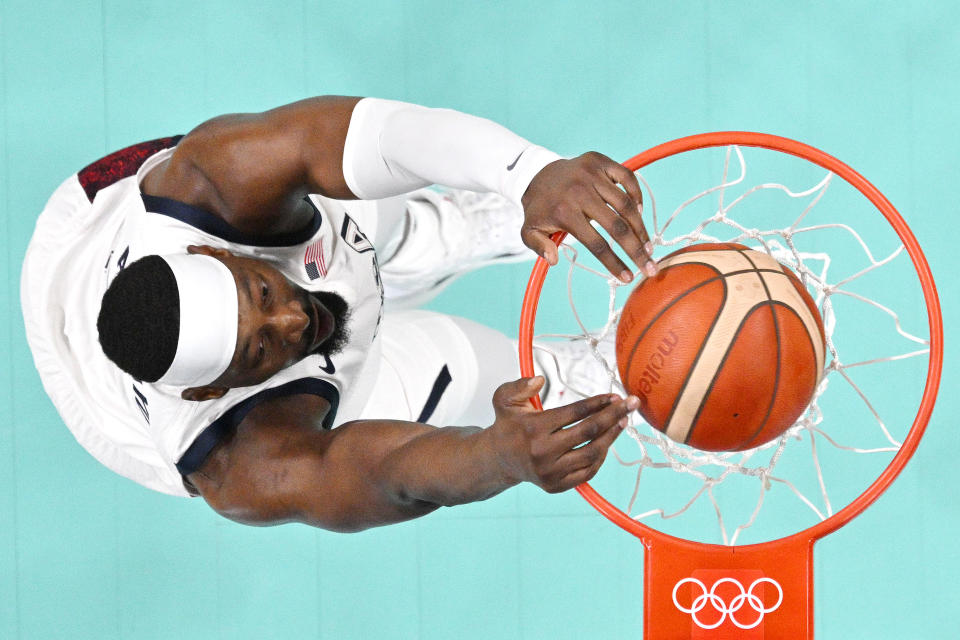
[256,339,265,364]
[261,282,269,306]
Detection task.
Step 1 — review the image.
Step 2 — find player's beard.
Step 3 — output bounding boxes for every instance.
[310,290,351,358]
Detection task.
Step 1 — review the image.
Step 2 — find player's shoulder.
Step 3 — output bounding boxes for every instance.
[241,391,333,430]
[142,115,315,238]
[139,131,220,214]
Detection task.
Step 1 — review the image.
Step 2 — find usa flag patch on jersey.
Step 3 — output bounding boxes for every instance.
[304,237,327,280]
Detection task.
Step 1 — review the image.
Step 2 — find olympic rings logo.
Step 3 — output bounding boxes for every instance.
[672,577,783,630]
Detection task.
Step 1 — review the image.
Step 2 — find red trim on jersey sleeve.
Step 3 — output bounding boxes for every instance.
[77,136,183,202]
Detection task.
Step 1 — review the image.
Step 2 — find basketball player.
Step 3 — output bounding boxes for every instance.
[22,96,652,531]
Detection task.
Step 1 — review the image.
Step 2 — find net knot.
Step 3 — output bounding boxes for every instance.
[759,470,772,491]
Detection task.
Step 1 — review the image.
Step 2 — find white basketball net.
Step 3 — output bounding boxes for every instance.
[533,145,930,545]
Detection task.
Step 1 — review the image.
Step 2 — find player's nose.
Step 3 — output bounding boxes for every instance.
[269,299,309,345]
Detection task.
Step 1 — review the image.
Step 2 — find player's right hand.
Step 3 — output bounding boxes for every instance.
[520,152,656,283]
[487,376,638,493]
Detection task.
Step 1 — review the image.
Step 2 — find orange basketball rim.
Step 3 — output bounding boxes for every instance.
[517,132,943,639]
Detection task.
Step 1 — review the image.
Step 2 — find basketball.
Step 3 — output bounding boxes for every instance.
[615,243,826,451]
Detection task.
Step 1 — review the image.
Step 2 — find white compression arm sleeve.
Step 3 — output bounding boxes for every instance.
[341,98,562,206]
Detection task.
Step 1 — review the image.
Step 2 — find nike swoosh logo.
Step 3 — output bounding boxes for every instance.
[506,150,525,171]
[319,354,336,374]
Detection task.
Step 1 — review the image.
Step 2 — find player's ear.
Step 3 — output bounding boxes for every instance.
[187,244,232,260]
[181,386,230,402]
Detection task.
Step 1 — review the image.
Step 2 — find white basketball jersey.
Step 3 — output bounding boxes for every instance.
[22,141,384,497]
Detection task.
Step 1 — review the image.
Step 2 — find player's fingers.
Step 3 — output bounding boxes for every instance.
[521,227,560,266]
[538,393,621,432]
[553,396,637,452]
[493,376,546,410]
[592,176,641,226]
[554,458,610,491]
[589,184,652,275]
[567,217,632,283]
[603,162,656,277]
[555,406,629,472]
[595,172,655,276]
[603,162,646,230]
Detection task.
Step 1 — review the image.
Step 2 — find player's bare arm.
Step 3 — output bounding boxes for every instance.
[140,96,655,278]
[189,377,638,531]
[139,96,363,237]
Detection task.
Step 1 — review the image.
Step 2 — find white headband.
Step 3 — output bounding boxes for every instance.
[156,254,239,387]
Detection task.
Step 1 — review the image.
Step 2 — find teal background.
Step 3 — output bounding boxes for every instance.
[1,1,956,638]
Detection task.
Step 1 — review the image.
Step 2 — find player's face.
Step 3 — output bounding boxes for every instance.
[209,251,336,388]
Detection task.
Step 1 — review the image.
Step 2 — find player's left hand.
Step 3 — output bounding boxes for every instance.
[520,152,656,282]
[486,376,635,494]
